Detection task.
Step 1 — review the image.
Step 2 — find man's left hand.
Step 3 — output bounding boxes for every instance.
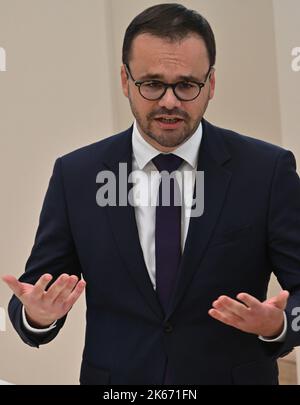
[208,290,289,338]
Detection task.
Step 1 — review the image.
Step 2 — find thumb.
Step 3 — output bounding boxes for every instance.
[267,290,289,310]
[1,275,23,299]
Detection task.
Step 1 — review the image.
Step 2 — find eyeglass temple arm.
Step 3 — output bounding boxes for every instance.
[124,64,135,81]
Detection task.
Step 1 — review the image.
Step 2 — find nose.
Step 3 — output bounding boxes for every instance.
[158,86,182,110]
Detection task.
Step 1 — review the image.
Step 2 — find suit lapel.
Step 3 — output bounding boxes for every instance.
[102,127,163,319]
[167,120,232,317]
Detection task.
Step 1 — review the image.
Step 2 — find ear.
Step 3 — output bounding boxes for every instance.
[208,68,216,100]
[121,65,129,98]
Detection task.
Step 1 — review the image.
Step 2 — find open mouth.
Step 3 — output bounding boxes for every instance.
[156,117,182,123]
[154,117,184,128]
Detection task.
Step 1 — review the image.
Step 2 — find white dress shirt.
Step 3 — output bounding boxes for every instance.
[23,120,286,341]
[131,120,202,289]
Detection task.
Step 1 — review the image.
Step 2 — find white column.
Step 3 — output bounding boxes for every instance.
[0,307,6,332]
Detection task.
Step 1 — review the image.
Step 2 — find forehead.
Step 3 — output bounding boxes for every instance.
[130,33,210,75]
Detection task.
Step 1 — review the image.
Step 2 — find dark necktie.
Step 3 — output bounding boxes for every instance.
[152,154,183,314]
[152,154,183,385]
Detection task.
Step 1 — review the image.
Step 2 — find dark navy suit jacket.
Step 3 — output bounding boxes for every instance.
[8,120,300,384]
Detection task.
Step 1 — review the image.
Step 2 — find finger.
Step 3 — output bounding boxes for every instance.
[45,274,70,301]
[214,296,249,319]
[212,300,244,322]
[208,308,243,329]
[64,280,86,309]
[268,290,289,310]
[32,274,53,298]
[236,292,261,310]
[1,275,23,298]
[53,275,78,302]
[278,290,289,305]
[276,290,289,300]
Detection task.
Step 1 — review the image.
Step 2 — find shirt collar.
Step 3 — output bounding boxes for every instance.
[132,120,203,170]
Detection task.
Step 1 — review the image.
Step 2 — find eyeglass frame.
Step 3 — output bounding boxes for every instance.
[124,64,213,102]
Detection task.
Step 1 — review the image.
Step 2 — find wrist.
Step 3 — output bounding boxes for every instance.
[262,313,284,339]
[24,308,55,329]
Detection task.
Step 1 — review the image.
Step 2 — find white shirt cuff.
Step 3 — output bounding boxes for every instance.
[259,311,287,342]
[22,306,57,333]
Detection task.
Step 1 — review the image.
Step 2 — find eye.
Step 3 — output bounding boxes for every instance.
[142,81,164,89]
[177,82,197,90]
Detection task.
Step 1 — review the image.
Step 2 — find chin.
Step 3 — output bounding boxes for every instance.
[158,132,189,146]
[154,137,186,149]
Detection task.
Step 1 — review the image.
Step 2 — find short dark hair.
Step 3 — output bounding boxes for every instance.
[122,3,216,68]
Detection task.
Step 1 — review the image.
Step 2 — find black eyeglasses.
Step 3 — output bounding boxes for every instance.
[125,64,212,102]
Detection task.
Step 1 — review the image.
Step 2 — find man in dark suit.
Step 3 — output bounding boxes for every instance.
[3,3,300,384]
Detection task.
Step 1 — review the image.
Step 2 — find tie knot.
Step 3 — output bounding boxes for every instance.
[152,154,183,174]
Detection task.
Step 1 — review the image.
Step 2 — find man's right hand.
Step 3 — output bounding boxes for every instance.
[1,273,86,328]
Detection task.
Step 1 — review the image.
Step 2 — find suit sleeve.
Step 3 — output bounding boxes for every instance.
[267,150,300,357]
[8,158,82,348]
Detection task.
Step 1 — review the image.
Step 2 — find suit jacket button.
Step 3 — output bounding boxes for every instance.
[164,322,173,333]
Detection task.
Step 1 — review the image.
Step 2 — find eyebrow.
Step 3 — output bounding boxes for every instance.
[137,73,202,82]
